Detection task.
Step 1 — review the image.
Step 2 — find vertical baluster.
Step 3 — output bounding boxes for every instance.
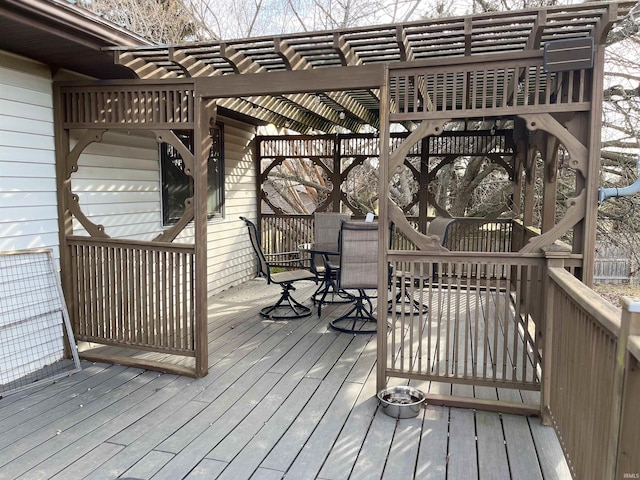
[179,252,186,351]
[462,261,471,378]
[481,69,488,110]
[133,248,141,345]
[471,261,480,378]
[97,245,105,339]
[425,260,433,374]
[188,250,194,351]
[502,67,509,108]
[523,65,531,106]
[86,244,94,338]
[154,249,161,346]
[492,68,499,109]
[390,260,397,370]
[453,263,462,377]
[534,66,541,106]
[167,250,175,350]
[450,71,457,112]
[392,73,399,113]
[482,262,491,380]
[442,259,450,376]
[579,69,586,103]
[126,247,134,344]
[404,74,410,114]
[566,71,573,104]
[139,248,147,346]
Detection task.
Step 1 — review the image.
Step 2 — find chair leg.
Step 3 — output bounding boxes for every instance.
[387,287,428,315]
[315,269,352,316]
[261,283,312,320]
[330,289,377,334]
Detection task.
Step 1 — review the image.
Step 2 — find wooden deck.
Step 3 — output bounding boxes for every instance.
[0,279,571,479]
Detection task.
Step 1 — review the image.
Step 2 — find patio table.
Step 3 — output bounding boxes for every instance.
[298,242,351,316]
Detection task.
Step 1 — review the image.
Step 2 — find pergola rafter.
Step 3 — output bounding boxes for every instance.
[275,38,380,129]
[219,42,361,132]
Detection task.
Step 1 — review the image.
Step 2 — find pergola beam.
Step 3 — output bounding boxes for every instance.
[114,51,177,80]
[196,64,385,98]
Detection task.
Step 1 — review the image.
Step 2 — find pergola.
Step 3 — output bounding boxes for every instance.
[53,1,634,388]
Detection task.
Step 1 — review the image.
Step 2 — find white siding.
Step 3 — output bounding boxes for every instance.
[175,118,259,295]
[71,130,164,240]
[205,120,258,294]
[71,118,259,295]
[0,49,259,298]
[0,52,59,260]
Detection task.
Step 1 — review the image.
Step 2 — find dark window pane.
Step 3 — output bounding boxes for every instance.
[160,125,224,226]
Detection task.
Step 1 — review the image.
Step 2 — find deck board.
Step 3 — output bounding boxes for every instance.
[415,405,448,479]
[0,278,571,479]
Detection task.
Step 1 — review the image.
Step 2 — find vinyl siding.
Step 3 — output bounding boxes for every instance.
[0,49,260,298]
[71,129,164,240]
[71,118,259,295]
[0,52,59,260]
[212,120,259,293]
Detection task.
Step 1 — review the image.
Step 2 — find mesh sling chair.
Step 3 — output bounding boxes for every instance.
[311,212,352,311]
[241,217,316,319]
[330,220,379,334]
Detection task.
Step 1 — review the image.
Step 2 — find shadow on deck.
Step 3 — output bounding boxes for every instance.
[0,278,570,479]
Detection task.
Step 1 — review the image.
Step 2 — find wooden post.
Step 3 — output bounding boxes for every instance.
[541,247,568,424]
[612,298,640,478]
[523,143,537,228]
[581,45,607,287]
[193,95,214,377]
[418,136,429,234]
[52,83,75,356]
[332,134,341,212]
[377,65,390,392]
[541,134,559,233]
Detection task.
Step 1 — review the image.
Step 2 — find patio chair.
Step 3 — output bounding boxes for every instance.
[330,220,379,334]
[427,216,456,248]
[387,217,456,314]
[311,212,351,309]
[240,216,316,319]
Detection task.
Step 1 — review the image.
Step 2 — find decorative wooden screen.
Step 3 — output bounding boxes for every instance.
[389,53,591,121]
[68,237,195,355]
[59,83,195,129]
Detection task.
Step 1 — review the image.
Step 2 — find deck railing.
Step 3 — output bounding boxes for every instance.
[617,333,640,477]
[387,251,544,410]
[68,236,196,356]
[261,215,515,258]
[545,260,640,479]
[260,214,313,265]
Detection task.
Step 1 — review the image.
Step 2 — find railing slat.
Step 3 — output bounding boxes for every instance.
[68,237,196,356]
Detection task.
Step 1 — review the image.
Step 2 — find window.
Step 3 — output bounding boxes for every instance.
[160,124,224,225]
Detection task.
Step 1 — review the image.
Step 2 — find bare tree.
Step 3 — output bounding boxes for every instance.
[77,0,204,43]
[598,34,640,278]
[182,0,434,40]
